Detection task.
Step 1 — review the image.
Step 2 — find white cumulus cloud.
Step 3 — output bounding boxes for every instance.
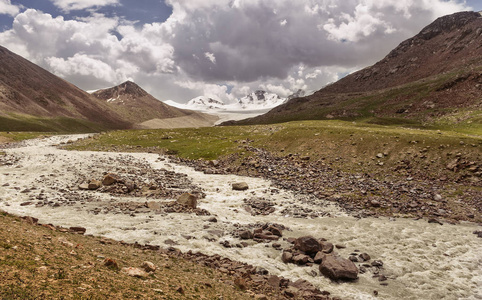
[50,0,119,12]
[0,0,21,16]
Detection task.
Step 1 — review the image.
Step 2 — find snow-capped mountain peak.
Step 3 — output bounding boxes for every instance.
[237,90,285,109]
[187,96,225,109]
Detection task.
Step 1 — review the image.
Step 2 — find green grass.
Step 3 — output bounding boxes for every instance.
[67,119,481,182]
[235,67,482,129]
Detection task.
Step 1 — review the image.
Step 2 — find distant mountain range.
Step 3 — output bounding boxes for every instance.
[166,89,305,112]
[227,11,482,127]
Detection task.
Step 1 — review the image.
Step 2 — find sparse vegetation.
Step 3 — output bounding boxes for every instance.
[0,212,278,299]
[0,114,111,133]
[67,120,481,181]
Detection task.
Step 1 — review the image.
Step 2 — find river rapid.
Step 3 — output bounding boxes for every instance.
[0,135,480,300]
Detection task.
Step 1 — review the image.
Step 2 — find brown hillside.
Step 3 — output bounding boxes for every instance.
[324,11,482,93]
[0,45,130,130]
[228,11,482,127]
[93,81,219,128]
[92,81,190,124]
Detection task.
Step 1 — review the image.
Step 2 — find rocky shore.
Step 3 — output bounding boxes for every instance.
[172,146,481,224]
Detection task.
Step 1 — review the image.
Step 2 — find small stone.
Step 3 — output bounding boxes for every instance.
[349,256,359,262]
[238,230,253,240]
[255,294,268,300]
[370,200,381,208]
[320,241,334,254]
[428,218,443,225]
[69,226,86,234]
[177,193,197,209]
[292,254,310,265]
[207,216,218,223]
[282,251,293,263]
[268,226,282,237]
[142,261,156,273]
[314,251,326,264]
[378,275,388,282]
[103,258,119,270]
[102,174,118,186]
[359,253,371,261]
[234,277,247,290]
[88,180,102,190]
[232,182,249,191]
[122,267,148,278]
[78,183,89,190]
[371,260,384,267]
[176,286,184,294]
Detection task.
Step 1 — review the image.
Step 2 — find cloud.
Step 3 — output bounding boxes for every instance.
[0,0,21,16]
[0,0,471,104]
[50,0,119,12]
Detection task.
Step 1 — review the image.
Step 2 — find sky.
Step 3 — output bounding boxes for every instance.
[0,0,480,104]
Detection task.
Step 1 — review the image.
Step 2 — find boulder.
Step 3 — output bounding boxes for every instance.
[102,173,118,186]
[176,193,197,209]
[232,182,249,191]
[319,255,358,280]
[294,236,321,254]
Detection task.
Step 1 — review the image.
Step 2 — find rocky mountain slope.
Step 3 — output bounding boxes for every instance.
[0,45,218,131]
[0,45,130,131]
[92,81,199,125]
[229,11,482,127]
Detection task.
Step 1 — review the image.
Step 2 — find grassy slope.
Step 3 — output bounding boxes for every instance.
[232,68,482,134]
[0,114,113,133]
[67,120,481,182]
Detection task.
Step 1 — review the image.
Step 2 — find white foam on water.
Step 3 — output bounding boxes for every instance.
[0,135,480,300]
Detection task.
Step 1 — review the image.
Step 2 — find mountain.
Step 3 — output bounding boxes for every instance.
[186,96,226,110]
[169,90,289,112]
[237,90,287,109]
[0,45,130,132]
[227,11,482,127]
[92,81,188,123]
[92,81,219,129]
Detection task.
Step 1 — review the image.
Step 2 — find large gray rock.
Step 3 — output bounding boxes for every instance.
[176,193,197,209]
[232,182,249,191]
[319,255,358,281]
[294,236,321,254]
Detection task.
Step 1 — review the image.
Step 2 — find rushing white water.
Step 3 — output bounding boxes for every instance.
[0,135,480,300]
